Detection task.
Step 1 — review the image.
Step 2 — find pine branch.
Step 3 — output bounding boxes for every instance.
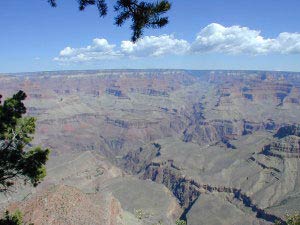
[48,0,171,42]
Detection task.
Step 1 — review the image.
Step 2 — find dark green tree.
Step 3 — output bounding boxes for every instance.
[0,91,50,192]
[48,0,171,42]
[175,219,187,225]
[0,210,23,225]
[275,213,300,225]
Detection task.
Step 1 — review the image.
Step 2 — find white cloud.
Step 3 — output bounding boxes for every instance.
[191,23,300,55]
[276,32,300,54]
[54,23,300,63]
[54,38,120,62]
[60,47,75,56]
[121,35,190,57]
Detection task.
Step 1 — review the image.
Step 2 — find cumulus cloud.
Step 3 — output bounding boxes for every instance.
[54,38,120,62]
[276,32,300,54]
[54,23,300,63]
[191,23,300,55]
[121,35,190,57]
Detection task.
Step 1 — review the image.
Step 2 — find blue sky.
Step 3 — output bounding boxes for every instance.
[1,0,300,73]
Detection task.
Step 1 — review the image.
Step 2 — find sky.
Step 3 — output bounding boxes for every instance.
[1,0,300,73]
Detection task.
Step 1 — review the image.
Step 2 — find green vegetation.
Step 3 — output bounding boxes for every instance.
[48,0,171,42]
[0,210,23,225]
[175,219,187,225]
[0,91,50,224]
[0,210,34,225]
[134,208,150,220]
[0,91,50,192]
[275,213,300,225]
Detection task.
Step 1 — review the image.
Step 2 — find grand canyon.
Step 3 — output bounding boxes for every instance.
[0,70,299,225]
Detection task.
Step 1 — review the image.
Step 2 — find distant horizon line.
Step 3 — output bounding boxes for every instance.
[1,68,300,75]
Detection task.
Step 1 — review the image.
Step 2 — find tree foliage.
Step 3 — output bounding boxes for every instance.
[275,213,300,225]
[175,219,187,225]
[0,210,23,225]
[0,91,50,192]
[48,0,171,42]
[0,211,22,225]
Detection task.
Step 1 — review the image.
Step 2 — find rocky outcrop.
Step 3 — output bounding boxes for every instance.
[248,156,281,173]
[274,125,300,138]
[1,70,300,225]
[105,138,125,153]
[142,161,200,209]
[105,116,160,129]
[210,71,298,109]
[141,161,286,224]
[119,133,288,224]
[121,143,161,174]
[105,117,130,129]
[5,185,126,225]
[106,88,129,99]
[106,88,122,97]
[130,88,170,97]
[243,119,277,135]
[262,125,300,158]
[183,120,240,145]
[266,136,300,154]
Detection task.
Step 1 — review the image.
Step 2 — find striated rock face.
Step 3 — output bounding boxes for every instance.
[274,125,300,138]
[1,70,300,225]
[140,161,284,224]
[142,161,200,209]
[130,88,170,97]
[243,119,277,135]
[121,143,161,174]
[262,125,300,158]
[0,70,299,157]
[6,185,126,225]
[117,136,286,223]
[183,119,240,145]
[209,71,298,106]
[106,88,128,98]
[267,136,300,154]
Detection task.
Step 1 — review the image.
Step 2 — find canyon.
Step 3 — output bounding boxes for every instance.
[0,69,299,225]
